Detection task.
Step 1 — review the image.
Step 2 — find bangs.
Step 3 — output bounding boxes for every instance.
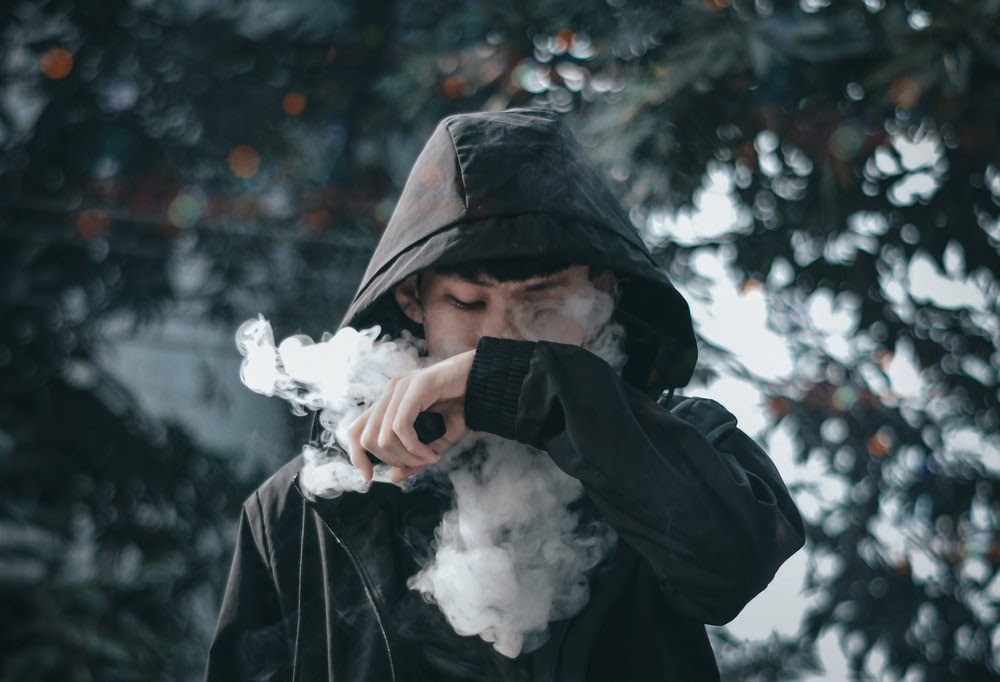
[431,257,577,283]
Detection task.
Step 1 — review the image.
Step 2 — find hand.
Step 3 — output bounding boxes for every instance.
[346,350,474,482]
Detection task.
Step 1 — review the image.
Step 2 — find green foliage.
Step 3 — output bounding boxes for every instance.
[1,0,997,679]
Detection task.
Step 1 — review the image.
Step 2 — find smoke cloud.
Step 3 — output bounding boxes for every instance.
[235,319,425,490]
[234,282,624,658]
[408,436,615,657]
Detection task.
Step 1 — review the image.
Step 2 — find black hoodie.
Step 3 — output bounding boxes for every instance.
[206,109,804,682]
[342,108,696,393]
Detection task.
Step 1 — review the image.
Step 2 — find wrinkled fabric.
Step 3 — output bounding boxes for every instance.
[206,109,805,682]
[206,368,804,681]
[341,109,697,392]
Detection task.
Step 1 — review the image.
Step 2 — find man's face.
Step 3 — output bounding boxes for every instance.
[393,265,615,358]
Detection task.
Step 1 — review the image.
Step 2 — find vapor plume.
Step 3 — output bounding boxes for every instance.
[234,281,624,657]
[235,318,424,490]
[407,436,615,657]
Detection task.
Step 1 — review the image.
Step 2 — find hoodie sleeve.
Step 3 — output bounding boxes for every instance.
[465,336,805,625]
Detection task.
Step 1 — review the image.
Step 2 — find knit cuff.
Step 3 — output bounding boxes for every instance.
[465,337,536,440]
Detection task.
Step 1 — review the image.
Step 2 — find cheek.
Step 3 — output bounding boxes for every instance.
[511,307,587,345]
[539,318,587,345]
[422,309,480,358]
[517,290,614,347]
[554,324,587,345]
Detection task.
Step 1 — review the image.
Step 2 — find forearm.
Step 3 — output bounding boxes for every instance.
[465,337,805,623]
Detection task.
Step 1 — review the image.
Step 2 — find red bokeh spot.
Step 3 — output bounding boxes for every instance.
[766,396,791,419]
[306,209,332,232]
[228,145,261,179]
[76,209,109,240]
[867,432,892,457]
[282,92,307,116]
[442,75,469,99]
[889,77,921,110]
[41,47,74,80]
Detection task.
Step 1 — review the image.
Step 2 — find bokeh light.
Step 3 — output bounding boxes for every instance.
[282,92,307,116]
[889,76,921,110]
[40,47,74,80]
[552,29,574,54]
[305,209,332,232]
[828,123,865,161]
[75,209,109,240]
[228,145,260,179]
[831,385,858,412]
[867,431,893,457]
[767,396,791,419]
[442,75,469,99]
[512,59,550,94]
[167,189,204,229]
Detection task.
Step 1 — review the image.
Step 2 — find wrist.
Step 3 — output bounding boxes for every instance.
[464,337,535,440]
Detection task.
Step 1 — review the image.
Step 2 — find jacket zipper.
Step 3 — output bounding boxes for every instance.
[315,512,398,682]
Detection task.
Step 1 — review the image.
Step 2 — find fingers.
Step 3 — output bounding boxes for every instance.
[426,404,469,454]
[345,355,475,481]
[389,463,430,483]
[346,412,374,482]
[373,377,441,466]
[345,414,428,485]
[392,385,441,461]
[348,375,442,480]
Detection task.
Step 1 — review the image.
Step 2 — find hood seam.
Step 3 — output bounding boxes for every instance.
[444,118,470,212]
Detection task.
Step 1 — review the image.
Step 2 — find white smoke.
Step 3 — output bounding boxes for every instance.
[517,281,626,373]
[407,436,615,658]
[235,318,425,490]
[234,282,624,658]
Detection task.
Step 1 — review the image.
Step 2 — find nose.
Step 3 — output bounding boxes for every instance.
[479,307,523,340]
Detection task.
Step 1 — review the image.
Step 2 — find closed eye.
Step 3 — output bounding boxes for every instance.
[449,296,485,311]
[531,306,560,319]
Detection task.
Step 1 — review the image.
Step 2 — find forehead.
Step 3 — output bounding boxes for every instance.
[422,265,590,295]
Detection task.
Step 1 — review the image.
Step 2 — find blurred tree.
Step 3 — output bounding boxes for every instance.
[0,0,380,678]
[1,0,997,680]
[600,3,1000,680]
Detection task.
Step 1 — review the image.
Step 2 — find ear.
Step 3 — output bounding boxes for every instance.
[392,275,424,325]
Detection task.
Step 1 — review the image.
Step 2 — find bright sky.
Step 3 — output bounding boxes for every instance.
[668,245,851,679]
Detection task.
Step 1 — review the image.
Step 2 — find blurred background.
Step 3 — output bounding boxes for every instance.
[1,0,997,679]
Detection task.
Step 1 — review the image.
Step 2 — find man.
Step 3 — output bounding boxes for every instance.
[206,108,805,681]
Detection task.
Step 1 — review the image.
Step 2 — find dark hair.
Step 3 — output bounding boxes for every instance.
[427,257,576,283]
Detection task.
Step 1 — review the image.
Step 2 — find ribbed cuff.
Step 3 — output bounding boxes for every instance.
[465,337,536,440]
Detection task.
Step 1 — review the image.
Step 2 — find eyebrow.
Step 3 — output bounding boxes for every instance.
[452,273,569,291]
[455,274,494,286]
[523,279,564,292]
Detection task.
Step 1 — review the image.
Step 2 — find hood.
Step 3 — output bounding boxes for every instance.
[340,109,697,391]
